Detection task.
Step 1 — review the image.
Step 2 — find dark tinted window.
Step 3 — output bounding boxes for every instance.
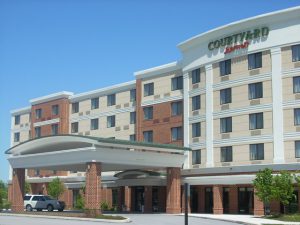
[24,195,31,200]
[32,196,40,201]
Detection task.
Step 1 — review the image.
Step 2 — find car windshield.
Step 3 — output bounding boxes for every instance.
[44,196,53,200]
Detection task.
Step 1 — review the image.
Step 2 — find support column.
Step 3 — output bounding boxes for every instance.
[270,200,280,214]
[166,167,181,214]
[117,187,123,211]
[254,189,264,216]
[144,186,152,213]
[124,186,132,212]
[213,185,223,214]
[183,72,190,168]
[85,162,102,217]
[205,64,214,167]
[271,47,285,164]
[12,168,25,212]
[229,186,238,214]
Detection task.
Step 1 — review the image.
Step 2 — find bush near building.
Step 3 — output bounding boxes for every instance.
[47,177,65,200]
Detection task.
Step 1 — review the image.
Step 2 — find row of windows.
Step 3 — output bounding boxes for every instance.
[72,89,136,113]
[71,112,136,133]
[143,101,183,120]
[192,141,300,165]
[34,105,60,120]
[189,44,300,83]
[143,127,183,142]
[144,76,183,97]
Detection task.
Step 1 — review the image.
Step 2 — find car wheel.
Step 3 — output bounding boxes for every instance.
[47,204,54,212]
[37,209,42,212]
[26,204,33,212]
[58,208,64,212]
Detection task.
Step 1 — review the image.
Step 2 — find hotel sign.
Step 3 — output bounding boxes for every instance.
[208,27,269,54]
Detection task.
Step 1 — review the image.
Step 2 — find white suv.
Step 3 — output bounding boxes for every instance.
[24,195,65,212]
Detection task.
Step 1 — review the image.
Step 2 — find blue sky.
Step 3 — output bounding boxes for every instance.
[0,0,300,181]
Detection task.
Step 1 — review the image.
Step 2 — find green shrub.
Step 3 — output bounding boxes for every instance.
[100,201,109,211]
[75,194,84,210]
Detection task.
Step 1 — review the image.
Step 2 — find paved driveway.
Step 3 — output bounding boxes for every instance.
[0,213,240,225]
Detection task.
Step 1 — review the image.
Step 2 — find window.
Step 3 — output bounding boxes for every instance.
[143,130,153,142]
[72,102,79,113]
[171,76,183,91]
[171,127,183,141]
[192,68,201,84]
[144,83,154,97]
[293,76,300,93]
[91,118,99,130]
[107,94,116,106]
[248,52,262,70]
[35,127,41,138]
[220,117,232,133]
[294,108,300,126]
[249,113,264,130]
[52,105,59,116]
[143,106,153,120]
[171,101,183,116]
[130,112,136,124]
[71,122,78,133]
[35,108,42,119]
[130,89,136,102]
[192,150,201,165]
[192,122,201,138]
[15,115,20,125]
[250,144,264,160]
[51,124,59,135]
[295,141,300,158]
[34,169,40,176]
[292,44,300,62]
[107,115,116,128]
[220,59,231,76]
[14,132,20,142]
[91,98,99,110]
[221,146,232,162]
[130,134,136,141]
[220,88,232,105]
[192,95,201,111]
[248,82,263,99]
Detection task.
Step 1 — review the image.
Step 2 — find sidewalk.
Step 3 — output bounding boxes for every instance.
[182,213,300,225]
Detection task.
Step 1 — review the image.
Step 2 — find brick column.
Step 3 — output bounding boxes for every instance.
[197,186,205,213]
[124,186,132,212]
[7,183,13,203]
[229,186,238,214]
[254,189,264,216]
[270,200,280,214]
[85,162,102,217]
[144,186,152,213]
[12,168,25,212]
[213,185,223,214]
[166,167,181,214]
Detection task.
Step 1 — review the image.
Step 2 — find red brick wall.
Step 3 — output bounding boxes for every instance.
[136,79,183,146]
[166,167,181,213]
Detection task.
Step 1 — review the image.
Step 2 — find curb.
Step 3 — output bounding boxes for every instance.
[0,213,131,223]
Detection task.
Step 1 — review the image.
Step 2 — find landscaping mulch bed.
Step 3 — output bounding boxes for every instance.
[12,211,86,218]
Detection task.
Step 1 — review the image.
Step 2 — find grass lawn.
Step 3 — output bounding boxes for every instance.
[96,215,127,220]
[264,213,300,222]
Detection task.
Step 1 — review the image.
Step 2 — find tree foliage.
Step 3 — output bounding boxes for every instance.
[253,168,274,205]
[47,177,65,200]
[272,171,295,206]
[25,181,31,194]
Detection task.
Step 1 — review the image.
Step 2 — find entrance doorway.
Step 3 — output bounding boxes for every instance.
[223,187,229,214]
[134,186,145,212]
[205,187,213,213]
[72,189,79,208]
[190,186,198,213]
[238,187,253,214]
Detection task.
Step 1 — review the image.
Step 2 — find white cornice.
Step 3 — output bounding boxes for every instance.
[134,61,181,80]
[33,118,60,127]
[70,81,136,102]
[177,6,300,52]
[141,94,183,107]
[11,106,31,116]
[30,91,74,105]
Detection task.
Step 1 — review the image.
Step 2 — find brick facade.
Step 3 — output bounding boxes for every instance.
[85,162,102,216]
[254,189,265,216]
[12,168,25,212]
[166,167,181,213]
[213,185,223,214]
[229,185,238,214]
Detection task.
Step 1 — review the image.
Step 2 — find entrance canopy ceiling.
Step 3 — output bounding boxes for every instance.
[6,135,188,172]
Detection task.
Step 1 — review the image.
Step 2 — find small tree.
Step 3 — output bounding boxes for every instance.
[0,180,7,210]
[25,181,31,194]
[272,171,295,213]
[47,177,65,200]
[75,193,84,210]
[253,168,274,215]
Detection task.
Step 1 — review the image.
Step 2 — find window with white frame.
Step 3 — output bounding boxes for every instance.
[250,143,264,160]
[91,97,99,110]
[192,150,201,165]
[220,59,231,76]
[192,122,201,138]
[107,115,116,128]
[248,82,263,99]
[91,118,99,130]
[171,76,183,91]
[144,83,154,97]
[293,76,300,93]
[220,117,232,133]
[221,146,232,162]
[192,95,201,111]
[72,102,79,113]
[249,112,264,130]
[292,44,300,62]
[248,52,262,70]
[107,94,116,106]
[171,101,183,116]
[220,88,232,105]
[192,68,201,84]
[15,115,20,125]
[171,127,182,141]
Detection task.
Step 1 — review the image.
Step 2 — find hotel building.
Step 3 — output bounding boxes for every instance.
[7,6,300,215]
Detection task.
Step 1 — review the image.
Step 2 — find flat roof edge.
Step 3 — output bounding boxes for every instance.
[29,91,74,105]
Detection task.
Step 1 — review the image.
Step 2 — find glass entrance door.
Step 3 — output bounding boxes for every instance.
[223,187,229,214]
[205,187,213,213]
[238,187,253,214]
[134,187,145,212]
[190,186,198,213]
